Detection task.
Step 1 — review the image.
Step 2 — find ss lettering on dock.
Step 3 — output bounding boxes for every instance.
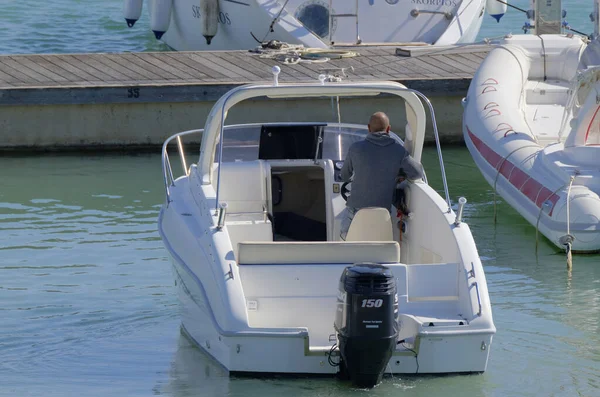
[127,87,140,99]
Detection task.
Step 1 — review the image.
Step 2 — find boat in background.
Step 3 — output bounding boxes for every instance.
[123,0,507,51]
[463,0,600,253]
[158,68,495,387]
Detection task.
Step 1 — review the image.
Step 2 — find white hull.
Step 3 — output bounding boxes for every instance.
[159,170,494,374]
[463,34,600,252]
[158,80,495,380]
[141,0,487,51]
[162,199,494,374]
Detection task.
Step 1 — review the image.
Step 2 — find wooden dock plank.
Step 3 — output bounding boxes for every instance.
[124,53,193,80]
[457,52,489,67]
[0,45,492,105]
[412,55,462,78]
[10,56,70,83]
[228,53,302,81]
[101,53,164,81]
[25,55,90,83]
[0,67,26,87]
[213,52,274,81]
[162,53,212,79]
[377,56,424,77]
[346,55,398,79]
[0,58,43,84]
[185,53,234,80]
[213,52,267,80]
[430,54,478,74]
[70,54,131,82]
[40,55,103,83]
[139,53,199,80]
[410,55,464,78]
[0,57,51,84]
[50,55,111,83]
[330,56,376,80]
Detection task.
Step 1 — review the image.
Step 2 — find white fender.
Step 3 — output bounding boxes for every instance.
[201,0,219,45]
[150,0,173,40]
[123,0,143,28]
[486,0,507,23]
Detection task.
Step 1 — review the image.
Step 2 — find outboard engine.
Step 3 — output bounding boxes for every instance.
[334,263,398,388]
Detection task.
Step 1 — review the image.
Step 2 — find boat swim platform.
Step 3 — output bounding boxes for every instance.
[0,44,492,150]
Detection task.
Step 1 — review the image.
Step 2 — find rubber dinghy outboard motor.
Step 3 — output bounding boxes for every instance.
[334,263,399,388]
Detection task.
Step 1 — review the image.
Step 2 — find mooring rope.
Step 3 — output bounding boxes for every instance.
[534,175,576,271]
[565,175,576,270]
[251,42,359,64]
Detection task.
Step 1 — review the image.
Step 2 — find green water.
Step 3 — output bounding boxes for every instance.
[1,147,598,396]
[0,1,599,393]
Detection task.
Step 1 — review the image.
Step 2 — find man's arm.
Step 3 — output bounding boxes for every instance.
[340,148,354,182]
[400,154,424,181]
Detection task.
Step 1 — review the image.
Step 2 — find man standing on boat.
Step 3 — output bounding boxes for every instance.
[340,112,424,240]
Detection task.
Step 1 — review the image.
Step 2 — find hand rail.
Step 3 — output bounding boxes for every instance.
[465,262,482,316]
[161,129,204,204]
[467,261,476,279]
[403,88,452,213]
[464,262,482,318]
[472,282,482,317]
[209,87,452,215]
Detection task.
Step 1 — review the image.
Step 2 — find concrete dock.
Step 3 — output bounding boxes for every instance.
[0,44,492,150]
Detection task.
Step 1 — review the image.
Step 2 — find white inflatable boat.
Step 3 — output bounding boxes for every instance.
[462,29,600,253]
[159,69,495,387]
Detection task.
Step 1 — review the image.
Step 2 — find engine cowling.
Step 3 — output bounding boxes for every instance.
[334,263,399,388]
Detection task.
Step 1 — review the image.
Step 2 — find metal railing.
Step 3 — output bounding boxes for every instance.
[465,261,482,318]
[162,87,452,217]
[161,128,204,204]
[410,8,453,20]
[404,88,452,213]
[208,87,452,214]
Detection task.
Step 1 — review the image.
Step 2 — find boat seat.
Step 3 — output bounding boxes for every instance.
[226,213,273,260]
[525,79,571,106]
[237,241,400,265]
[345,207,394,242]
[212,160,271,214]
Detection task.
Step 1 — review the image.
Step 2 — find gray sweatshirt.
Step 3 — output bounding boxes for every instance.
[340,132,424,210]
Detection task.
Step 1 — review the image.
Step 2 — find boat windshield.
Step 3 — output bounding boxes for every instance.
[215,123,403,162]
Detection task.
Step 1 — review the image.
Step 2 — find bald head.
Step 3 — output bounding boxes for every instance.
[368,112,390,134]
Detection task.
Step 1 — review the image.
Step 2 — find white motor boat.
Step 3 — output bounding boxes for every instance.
[463,1,600,253]
[158,69,496,387]
[124,0,501,51]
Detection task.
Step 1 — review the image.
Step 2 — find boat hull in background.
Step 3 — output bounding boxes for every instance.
[132,0,487,51]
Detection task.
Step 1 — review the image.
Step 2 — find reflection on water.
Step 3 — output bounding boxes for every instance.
[0,149,598,396]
